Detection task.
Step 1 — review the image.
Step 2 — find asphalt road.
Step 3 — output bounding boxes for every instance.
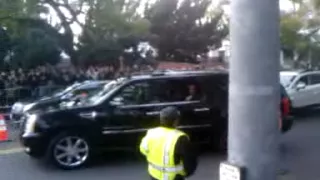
[0,110,320,180]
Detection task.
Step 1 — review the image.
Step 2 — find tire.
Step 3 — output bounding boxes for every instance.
[208,114,228,152]
[46,132,92,170]
[218,130,227,153]
[208,129,227,153]
[27,149,44,159]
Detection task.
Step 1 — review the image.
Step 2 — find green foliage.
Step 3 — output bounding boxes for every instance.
[78,0,150,65]
[280,12,308,54]
[145,0,228,62]
[10,28,61,68]
[0,0,229,67]
[0,0,62,68]
[280,0,320,66]
[0,27,10,68]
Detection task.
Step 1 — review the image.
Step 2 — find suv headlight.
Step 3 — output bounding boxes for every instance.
[23,103,35,113]
[24,114,37,134]
[12,103,24,113]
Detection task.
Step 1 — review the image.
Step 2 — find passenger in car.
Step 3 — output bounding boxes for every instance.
[185,84,200,101]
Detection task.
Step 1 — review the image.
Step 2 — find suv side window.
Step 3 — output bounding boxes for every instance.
[161,78,204,102]
[113,81,154,105]
[111,78,205,105]
[296,75,310,86]
[200,74,228,107]
[310,74,320,85]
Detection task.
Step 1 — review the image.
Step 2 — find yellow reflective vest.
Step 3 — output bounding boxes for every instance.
[140,127,188,180]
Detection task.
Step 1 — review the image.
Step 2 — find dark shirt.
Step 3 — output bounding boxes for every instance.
[150,135,198,180]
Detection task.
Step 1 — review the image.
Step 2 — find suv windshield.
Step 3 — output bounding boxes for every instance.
[63,84,106,100]
[52,83,80,97]
[86,78,127,105]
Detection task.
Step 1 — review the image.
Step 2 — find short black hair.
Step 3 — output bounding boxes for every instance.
[160,106,180,127]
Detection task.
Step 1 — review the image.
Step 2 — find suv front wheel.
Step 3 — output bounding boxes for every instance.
[46,132,91,170]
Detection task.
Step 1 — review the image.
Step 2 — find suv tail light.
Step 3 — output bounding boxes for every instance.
[281,97,290,116]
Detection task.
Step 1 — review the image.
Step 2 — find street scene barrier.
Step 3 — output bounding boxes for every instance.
[0,85,65,110]
[0,86,65,139]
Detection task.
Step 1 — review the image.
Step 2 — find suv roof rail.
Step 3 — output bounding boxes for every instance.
[299,68,319,73]
[151,70,174,76]
[300,69,310,73]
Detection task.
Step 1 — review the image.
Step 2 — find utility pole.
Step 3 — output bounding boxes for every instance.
[225,0,280,179]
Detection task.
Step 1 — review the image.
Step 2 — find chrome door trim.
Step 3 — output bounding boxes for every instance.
[101,124,212,135]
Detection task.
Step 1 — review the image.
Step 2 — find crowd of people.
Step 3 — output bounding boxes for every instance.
[0,65,108,89]
[0,62,156,106]
[0,64,154,90]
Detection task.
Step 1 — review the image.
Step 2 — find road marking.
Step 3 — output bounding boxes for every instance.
[0,147,24,155]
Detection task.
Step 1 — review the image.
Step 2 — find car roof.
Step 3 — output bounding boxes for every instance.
[280,70,320,76]
[125,70,228,81]
[280,71,299,76]
[76,80,110,89]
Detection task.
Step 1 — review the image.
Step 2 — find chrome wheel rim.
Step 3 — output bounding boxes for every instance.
[53,136,89,167]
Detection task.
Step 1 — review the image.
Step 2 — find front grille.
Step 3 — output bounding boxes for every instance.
[19,114,28,134]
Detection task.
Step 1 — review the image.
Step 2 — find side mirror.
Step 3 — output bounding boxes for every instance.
[109,97,124,106]
[296,82,306,90]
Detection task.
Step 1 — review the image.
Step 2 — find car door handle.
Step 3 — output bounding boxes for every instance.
[146,111,159,116]
[79,112,107,119]
[129,111,141,116]
[194,108,210,112]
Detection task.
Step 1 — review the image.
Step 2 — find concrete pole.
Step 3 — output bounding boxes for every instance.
[228,0,280,179]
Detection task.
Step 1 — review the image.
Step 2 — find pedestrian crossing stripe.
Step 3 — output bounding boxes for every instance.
[0,147,24,155]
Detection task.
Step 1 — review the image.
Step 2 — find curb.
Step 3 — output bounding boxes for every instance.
[0,147,24,155]
[0,139,13,143]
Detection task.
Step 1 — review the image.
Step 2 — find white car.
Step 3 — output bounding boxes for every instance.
[280,70,320,108]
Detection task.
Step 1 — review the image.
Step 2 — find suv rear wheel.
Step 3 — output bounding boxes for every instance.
[46,132,91,170]
[218,130,227,152]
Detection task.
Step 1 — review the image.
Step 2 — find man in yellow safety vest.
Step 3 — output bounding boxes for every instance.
[140,106,198,180]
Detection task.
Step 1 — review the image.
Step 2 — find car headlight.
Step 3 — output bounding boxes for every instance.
[23,103,35,113]
[12,103,24,113]
[66,101,75,107]
[24,114,37,134]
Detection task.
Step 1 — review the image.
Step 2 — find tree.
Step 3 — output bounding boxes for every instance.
[280,0,320,67]
[145,0,228,62]
[0,0,63,68]
[0,27,10,67]
[9,28,61,68]
[1,0,88,64]
[1,0,151,66]
[78,0,150,66]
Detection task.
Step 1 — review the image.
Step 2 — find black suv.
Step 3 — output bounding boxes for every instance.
[20,70,291,169]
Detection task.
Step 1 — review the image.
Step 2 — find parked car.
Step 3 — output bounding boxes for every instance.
[280,70,320,109]
[11,80,109,121]
[20,70,292,169]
